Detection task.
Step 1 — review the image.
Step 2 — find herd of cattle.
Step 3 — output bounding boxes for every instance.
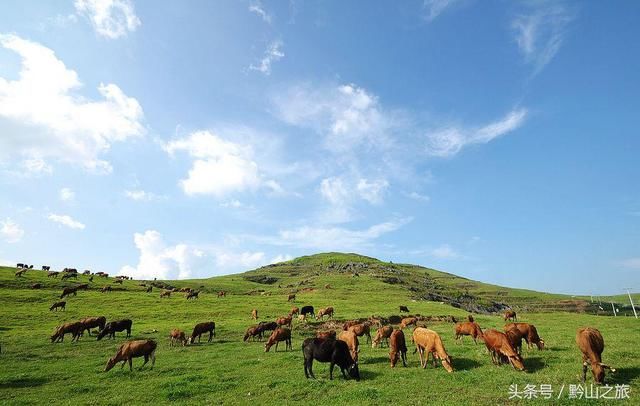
[9,265,617,384]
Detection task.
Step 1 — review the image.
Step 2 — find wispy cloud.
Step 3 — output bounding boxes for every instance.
[511,2,574,76]
[75,0,141,39]
[249,40,284,75]
[48,214,85,230]
[59,187,75,202]
[426,108,527,157]
[1,218,24,243]
[124,190,166,202]
[405,191,430,202]
[249,0,272,24]
[423,0,461,22]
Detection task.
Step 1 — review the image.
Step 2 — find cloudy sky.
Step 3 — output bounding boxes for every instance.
[1,0,638,295]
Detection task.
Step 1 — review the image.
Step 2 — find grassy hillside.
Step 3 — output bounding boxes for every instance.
[0,253,638,405]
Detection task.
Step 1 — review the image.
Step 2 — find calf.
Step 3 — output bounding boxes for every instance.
[189,321,216,344]
[372,325,394,348]
[504,322,545,350]
[97,319,133,340]
[287,293,296,302]
[302,337,360,381]
[483,329,525,371]
[80,316,107,336]
[264,328,292,352]
[60,286,78,299]
[316,306,334,320]
[399,305,410,313]
[244,325,264,342]
[169,329,187,346]
[454,322,484,344]
[412,327,453,372]
[338,330,360,362]
[576,327,615,384]
[276,315,292,328]
[251,309,258,320]
[51,321,83,343]
[348,323,372,344]
[50,301,66,311]
[104,340,157,372]
[504,310,517,322]
[400,317,418,329]
[389,329,408,367]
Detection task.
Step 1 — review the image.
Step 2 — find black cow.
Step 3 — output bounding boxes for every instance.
[303,337,360,381]
[97,319,133,340]
[257,321,278,333]
[301,306,315,318]
[399,306,410,313]
[42,265,50,271]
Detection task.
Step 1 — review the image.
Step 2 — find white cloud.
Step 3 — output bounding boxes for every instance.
[406,191,430,202]
[319,176,390,222]
[22,158,52,175]
[1,218,24,243]
[320,177,350,205]
[47,214,85,230]
[619,258,640,270]
[59,187,75,202]
[357,178,389,205]
[164,131,263,197]
[426,108,527,157]
[75,0,141,39]
[511,3,574,75]
[423,0,460,22]
[119,230,277,280]
[124,189,165,202]
[270,254,293,264]
[0,34,144,172]
[249,0,272,24]
[249,40,284,75]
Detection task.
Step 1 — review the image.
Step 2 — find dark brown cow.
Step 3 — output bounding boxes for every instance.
[389,329,408,367]
[504,323,545,350]
[189,322,215,344]
[264,328,292,352]
[504,310,517,322]
[104,340,157,372]
[60,286,78,299]
[483,329,525,371]
[49,301,66,311]
[51,322,83,343]
[287,293,296,302]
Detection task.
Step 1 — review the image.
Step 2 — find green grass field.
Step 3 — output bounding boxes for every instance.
[0,253,638,405]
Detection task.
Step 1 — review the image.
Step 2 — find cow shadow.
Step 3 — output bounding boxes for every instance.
[358,369,381,380]
[452,357,482,371]
[524,357,545,373]
[611,367,640,383]
[363,355,390,365]
[0,376,48,389]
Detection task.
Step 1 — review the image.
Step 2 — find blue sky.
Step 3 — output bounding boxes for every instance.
[0,0,638,295]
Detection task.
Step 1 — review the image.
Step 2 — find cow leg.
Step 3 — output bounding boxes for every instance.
[329,362,335,380]
[150,350,156,369]
[402,351,408,367]
[581,360,588,382]
[275,341,279,352]
[141,355,149,369]
[209,331,213,342]
[128,358,133,371]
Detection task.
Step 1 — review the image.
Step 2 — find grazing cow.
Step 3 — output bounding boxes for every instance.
[302,337,360,381]
[49,301,66,311]
[186,290,199,300]
[300,306,315,319]
[80,316,107,336]
[276,315,293,329]
[389,329,408,368]
[100,273,108,278]
[372,326,394,348]
[60,286,78,299]
[265,328,292,352]
[83,270,91,275]
[160,290,171,298]
[258,321,278,333]
[217,291,226,298]
[47,271,59,278]
[504,323,545,350]
[244,325,264,342]
[42,265,50,271]
[61,273,77,280]
[101,286,112,293]
[454,322,484,344]
[338,331,360,362]
[251,309,258,320]
[316,331,337,340]
[316,306,334,320]
[97,319,133,340]
[114,279,123,285]
[189,322,216,344]
[399,305,410,313]
[504,310,517,322]
[51,322,83,343]
[287,293,296,302]
[348,323,372,344]
[169,329,187,347]
[289,307,300,317]
[146,286,153,293]
[412,328,454,372]
[104,340,157,372]
[482,329,525,371]
[343,320,360,331]
[31,283,42,289]
[505,328,525,355]
[16,263,24,268]
[15,269,27,277]
[368,316,383,328]
[400,317,418,329]
[576,327,615,384]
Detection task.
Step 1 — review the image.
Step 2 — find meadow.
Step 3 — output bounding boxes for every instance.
[0,254,638,405]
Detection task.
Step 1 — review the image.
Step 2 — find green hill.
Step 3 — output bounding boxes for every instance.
[0,253,638,405]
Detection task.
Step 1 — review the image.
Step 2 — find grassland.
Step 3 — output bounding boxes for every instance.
[0,253,638,405]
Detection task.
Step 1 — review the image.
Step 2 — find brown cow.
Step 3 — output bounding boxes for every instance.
[400,317,418,329]
[338,330,360,362]
[342,320,360,331]
[49,301,66,311]
[47,271,59,278]
[287,293,296,302]
[372,326,394,348]
[186,290,199,300]
[483,329,525,371]
[114,279,123,285]
[264,328,292,352]
[189,322,216,344]
[316,306,334,320]
[389,329,408,367]
[316,330,337,340]
[454,322,484,344]
[217,290,226,297]
[348,323,372,344]
[467,314,475,322]
[104,340,157,371]
[576,327,615,384]
[504,323,545,350]
[276,315,292,329]
[504,310,517,322]
[160,290,171,298]
[169,329,187,347]
[505,328,525,355]
[251,309,258,320]
[412,327,453,372]
[31,283,42,289]
[51,321,83,343]
[244,325,264,342]
[60,286,78,299]
[289,307,299,317]
[80,316,107,336]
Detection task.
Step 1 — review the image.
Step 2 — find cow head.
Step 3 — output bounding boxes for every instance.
[348,362,360,381]
[592,362,615,384]
[536,339,545,350]
[441,355,454,373]
[104,357,118,372]
[509,354,525,371]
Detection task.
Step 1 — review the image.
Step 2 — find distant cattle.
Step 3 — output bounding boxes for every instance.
[372,326,394,348]
[576,327,615,384]
[47,271,59,278]
[42,266,50,271]
[146,286,153,293]
[104,340,157,372]
[189,322,216,344]
[169,329,187,347]
[389,329,408,368]
[264,328,292,352]
[61,273,77,280]
[399,306,410,313]
[97,319,133,340]
[316,306,334,320]
[287,293,296,302]
[160,290,171,298]
[217,291,226,298]
[60,286,78,299]
[302,337,360,381]
[186,290,199,300]
[251,309,258,320]
[50,301,66,311]
[16,263,25,268]
[101,286,112,293]
[31,283,42,289]
[83,270,91,275]
[114,279,123,285]
[504,310,517,322]
[15,269,27,277]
